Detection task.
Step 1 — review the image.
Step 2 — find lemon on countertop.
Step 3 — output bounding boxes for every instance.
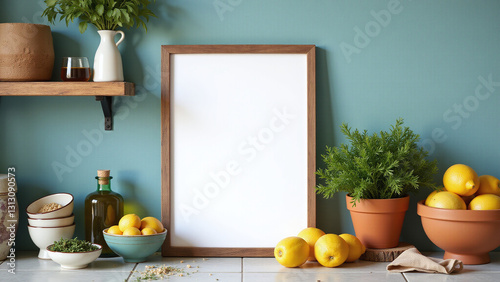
[314,234,349,268]
[297,227,325,261]
[274,236,309,268]
[339,233,365,262]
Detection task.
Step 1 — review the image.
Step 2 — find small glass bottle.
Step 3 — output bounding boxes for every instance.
[85,170,123,257]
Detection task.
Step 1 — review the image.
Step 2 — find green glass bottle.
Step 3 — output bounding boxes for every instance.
[85,170,123,257]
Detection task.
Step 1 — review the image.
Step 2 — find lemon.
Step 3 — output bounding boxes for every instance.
[476,175,500,196]
[141,227,158,235]
[443,164,480,196]
[314,234,349,268]
[274,236,309,268]
[107,225,123,235]
[339,233,365,262]
[297,227,325,261]
[468,194,500,210]
[140,216,164,233]
[426,191,466,210]
[118,214,141,232]
[425,190,440,206]
[122,227,141,235]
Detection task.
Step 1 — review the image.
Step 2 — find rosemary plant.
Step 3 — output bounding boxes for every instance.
[316,118,438,206]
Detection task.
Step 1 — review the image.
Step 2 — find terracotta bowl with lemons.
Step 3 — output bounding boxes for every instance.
[417,200,500,265]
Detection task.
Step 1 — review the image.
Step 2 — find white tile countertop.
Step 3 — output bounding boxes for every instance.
[0,251,499,281]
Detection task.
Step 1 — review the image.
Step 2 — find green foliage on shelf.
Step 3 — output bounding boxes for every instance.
[42,0,156,33]
[317,118,439,206]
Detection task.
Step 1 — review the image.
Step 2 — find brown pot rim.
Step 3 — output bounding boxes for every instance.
[417,200,500,222]
[346,195,410,213]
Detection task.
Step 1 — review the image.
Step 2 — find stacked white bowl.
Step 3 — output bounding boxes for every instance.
[26,193,75,259]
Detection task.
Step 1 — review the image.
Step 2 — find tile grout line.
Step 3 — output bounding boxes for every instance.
[125,263,139,282]
[241,257,244,282]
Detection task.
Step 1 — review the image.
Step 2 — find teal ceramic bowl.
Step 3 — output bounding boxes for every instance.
[103,228,167,263]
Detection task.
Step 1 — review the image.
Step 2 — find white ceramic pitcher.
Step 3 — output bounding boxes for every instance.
[93,30,125,82]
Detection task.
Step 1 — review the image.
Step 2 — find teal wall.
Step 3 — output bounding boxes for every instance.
[1,0,500,252]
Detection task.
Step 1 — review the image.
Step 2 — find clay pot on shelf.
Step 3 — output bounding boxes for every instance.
[0,23,55,81]
[346,195,409,249]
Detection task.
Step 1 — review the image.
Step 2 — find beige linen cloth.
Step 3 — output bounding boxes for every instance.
[387,247,463,274]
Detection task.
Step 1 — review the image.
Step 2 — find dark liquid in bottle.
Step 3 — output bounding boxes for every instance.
[61,67,91,81]
[85,191,123,257]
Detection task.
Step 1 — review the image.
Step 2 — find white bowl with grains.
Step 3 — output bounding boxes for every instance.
[26,193,74,219]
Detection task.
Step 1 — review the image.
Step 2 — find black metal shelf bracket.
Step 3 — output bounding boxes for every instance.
[96,96,113,131]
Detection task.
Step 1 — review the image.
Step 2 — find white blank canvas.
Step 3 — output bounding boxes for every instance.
[170,53,309,248]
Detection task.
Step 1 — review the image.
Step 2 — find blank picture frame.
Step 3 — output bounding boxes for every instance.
[161,45,316,257]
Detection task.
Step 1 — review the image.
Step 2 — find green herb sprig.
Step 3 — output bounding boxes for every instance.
[49,237,99,253]
[42,0,157,33]
[316,118,438,206]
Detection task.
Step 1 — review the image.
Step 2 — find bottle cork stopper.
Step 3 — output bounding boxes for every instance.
[97,170,110,177]
[97,170,110,185]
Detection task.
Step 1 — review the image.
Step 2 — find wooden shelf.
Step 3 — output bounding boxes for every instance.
[0,81,135,130]
[0,81,134,96]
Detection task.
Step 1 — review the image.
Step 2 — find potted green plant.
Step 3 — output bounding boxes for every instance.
[316,118,438,249]
[42,0,156,82]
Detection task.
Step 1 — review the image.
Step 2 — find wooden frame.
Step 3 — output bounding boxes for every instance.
[161,45,316,257]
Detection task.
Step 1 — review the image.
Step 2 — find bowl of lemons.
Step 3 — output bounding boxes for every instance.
[418,164,500,265]
[103,214,167,263]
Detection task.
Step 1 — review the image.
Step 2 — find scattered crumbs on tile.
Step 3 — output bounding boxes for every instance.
[134,264,198,281]
[180,260,184,263]
[209,273,213,276]
[203,258,208,261]
[186,264,192,268]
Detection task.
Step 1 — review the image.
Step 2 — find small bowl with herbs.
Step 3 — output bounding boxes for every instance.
[47,238,102,269]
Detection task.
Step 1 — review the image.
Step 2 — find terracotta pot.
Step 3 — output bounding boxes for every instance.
[346,195,409,249]
[0,23,54,81]
[417,200,500,265]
